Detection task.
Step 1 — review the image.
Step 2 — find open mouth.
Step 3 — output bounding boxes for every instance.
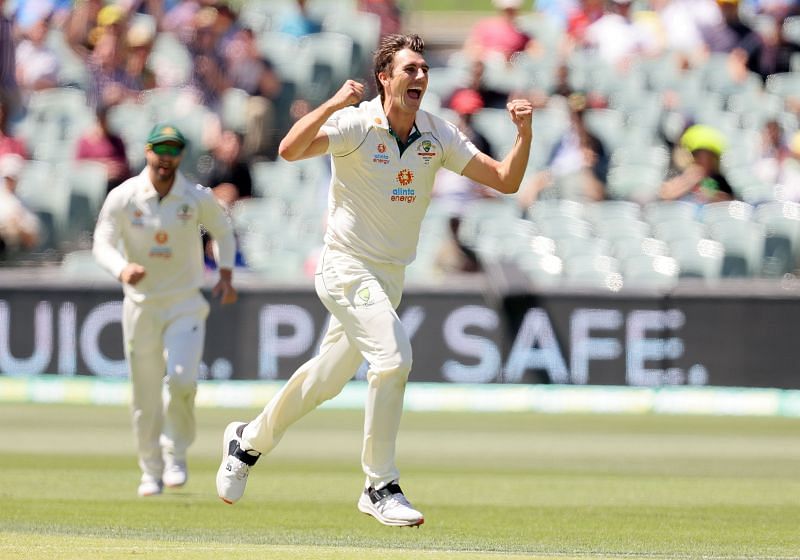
[407,87,423,100]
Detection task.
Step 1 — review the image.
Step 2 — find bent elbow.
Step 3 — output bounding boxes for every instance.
[277,143,296,162]
[496,179,521,195]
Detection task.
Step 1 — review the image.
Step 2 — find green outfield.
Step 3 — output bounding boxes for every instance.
[1,403,799,559]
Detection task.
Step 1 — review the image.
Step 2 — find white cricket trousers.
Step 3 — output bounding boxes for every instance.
[122,292,209,479]
[242,246,412,489]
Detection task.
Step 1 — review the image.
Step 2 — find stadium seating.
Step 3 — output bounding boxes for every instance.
[62,160,108,239]
[15,160,70,251]
[668,238,725,281]
[60,249,114,279]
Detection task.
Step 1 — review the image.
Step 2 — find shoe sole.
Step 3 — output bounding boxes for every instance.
[357,500,424,527]
[217,421,246,505]
[138,485,164,497]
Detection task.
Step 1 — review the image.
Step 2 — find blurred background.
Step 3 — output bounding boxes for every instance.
[2,0,800,397]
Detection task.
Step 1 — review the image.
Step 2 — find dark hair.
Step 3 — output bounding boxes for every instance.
[373,34,425,102]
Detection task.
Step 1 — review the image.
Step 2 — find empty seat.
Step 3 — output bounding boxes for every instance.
[15,161,70,250]
[621,254,679,289]
[62,160,109,238]
[753,201,800,276]
[653,219,708,244]
[709,220,766,277]
[526,199,585,222]
[699,200,755,226]
[584,200,642,226]
[668,237,724,280]
[643,200,698,226]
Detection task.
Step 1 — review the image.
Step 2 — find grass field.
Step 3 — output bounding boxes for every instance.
[1,402,799,559]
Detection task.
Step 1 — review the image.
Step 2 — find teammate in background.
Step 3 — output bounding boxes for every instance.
[216,34,532,526]
[93,124,238,497]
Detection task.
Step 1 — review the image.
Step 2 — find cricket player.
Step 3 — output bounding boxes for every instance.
[93,123,238,497]
[216,34,532,526]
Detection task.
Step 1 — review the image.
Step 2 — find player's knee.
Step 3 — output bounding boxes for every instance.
[372,353,412,384]
[165,366,197,397]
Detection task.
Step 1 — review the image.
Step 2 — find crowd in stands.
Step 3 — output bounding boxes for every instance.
[1,0,799,288]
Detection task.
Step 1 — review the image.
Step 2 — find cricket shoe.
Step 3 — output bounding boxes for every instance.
[163,461,188,488]
[137,474,164,497]
[357,481,424,527]
[216,421,260,504]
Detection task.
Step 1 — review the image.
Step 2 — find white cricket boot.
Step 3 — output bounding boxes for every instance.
[216,422,260,504]
[163,460,188,488]
[137,473,164,497]
[357,481,424,527]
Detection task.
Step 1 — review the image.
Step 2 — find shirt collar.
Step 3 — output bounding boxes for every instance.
[366,96,434,134]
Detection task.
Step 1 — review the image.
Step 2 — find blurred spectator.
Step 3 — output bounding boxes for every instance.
[224,27,282,159]
[188,6,231,109]
[536,0,580,30]
[432,95,500,274]
[649,0,721,61]
[86,29,140,108]
[203,130,249,270]
[0,102,28,159]
[65,0,104,55]
[124,19,157,91]
[748,10,800,78]
[566,0,605,43]
[702,0,764,68]
[755,121,800,201]
[0,154,41,257]
[518,92,609,206]
[358,0,403,37]
[278,0,323,38]
[464,0,536,62]
[75,104,131,194]
[754,118,791,184]
[446,89,494,154]
[0,0,21,121]
[660,124,734,204]
[742,0,799,19]
[583,0,658,68]
[205,129,253,200]
[15,14,61,93]
[445,58,510,112]
[432,167,499,274]
[162,0,202,43]
[776,131,800,202]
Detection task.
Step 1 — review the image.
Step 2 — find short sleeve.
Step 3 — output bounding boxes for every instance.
[321,106,368,157]
[441,121,480,175]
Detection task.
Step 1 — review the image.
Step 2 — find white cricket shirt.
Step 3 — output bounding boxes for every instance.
[322,96,479,265]
[93,169,236,303]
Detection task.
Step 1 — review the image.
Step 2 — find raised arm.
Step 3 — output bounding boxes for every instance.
[461,99,533,194]
[278,80,365,162]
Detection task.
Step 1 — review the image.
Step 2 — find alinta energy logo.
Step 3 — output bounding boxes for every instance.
[397,169,413,186]
[372,142,389,165]
[391,169,416,203]
[150,230,172,258]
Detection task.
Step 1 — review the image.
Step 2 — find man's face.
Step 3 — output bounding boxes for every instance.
[381,48,429,112]
[145,142,183,183]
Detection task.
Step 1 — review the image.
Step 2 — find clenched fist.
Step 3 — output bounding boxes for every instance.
[120,263,146,286]
[329,80,365,111]
[506,99,533,133]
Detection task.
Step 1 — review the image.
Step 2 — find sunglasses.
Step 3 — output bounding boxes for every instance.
[150,143,183,156]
